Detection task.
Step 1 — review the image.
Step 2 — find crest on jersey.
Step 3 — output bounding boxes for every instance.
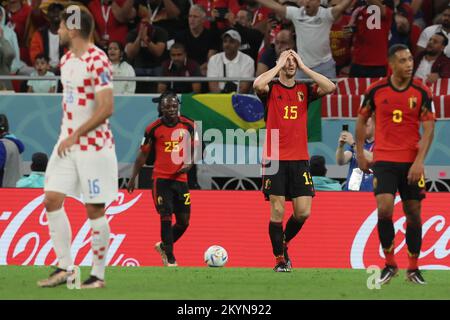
[408,96,417,109]
[100,71,111,86]
[297,91,304,102]
[264,178,271,190]
[157,196,163,205]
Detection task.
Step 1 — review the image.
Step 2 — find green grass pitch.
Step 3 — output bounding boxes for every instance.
[0,266,448,300]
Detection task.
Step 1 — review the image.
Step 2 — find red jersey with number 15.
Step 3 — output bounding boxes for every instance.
[259,80,319,160]
[140,116,195,182]
[359,77,435,163]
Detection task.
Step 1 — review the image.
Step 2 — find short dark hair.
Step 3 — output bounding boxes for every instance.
[153,90,180,116]
[240,9,253,22]
[61,6,94,40]
[388,44,410,60]
[34,53,50,63]
[170,42,186,52]
[0,114,9,135]
[47,2,64,13]
[31,152,48,172]
[434,32,449,47]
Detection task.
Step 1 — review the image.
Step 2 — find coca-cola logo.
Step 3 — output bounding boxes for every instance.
[0,192,143,266]
[351,196,450,270]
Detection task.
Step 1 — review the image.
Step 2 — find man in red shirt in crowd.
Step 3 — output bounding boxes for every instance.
[329,0,353,76]
[253,50,335,272]
[127,91,196,267]
[88,0,135,50]
[356,44,435,285]
[4,0,31,64]
[349,0,393,77]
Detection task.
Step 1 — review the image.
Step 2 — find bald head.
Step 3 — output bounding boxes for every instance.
[274,29,295,56]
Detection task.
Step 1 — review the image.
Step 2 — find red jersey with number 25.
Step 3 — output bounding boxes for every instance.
[141,116,195,182]
[359,77,435,163]
[260,80,319,161]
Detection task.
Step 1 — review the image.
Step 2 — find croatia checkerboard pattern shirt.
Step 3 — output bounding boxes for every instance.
[59,45,114,151]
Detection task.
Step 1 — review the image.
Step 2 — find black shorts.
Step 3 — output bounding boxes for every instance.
[372,161,426,201]
[262,160,315,201]
[152,178,191,215]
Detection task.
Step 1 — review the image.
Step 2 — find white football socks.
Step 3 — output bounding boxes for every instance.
[89,216,110,280]
[47,207,73,270]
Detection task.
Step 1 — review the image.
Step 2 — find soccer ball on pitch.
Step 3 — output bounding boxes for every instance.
[204,245,228,267]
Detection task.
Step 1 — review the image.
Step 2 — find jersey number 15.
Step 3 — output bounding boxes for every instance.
[283,106,298,120]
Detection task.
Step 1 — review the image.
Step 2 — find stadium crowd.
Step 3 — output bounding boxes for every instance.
[0,0,449,94]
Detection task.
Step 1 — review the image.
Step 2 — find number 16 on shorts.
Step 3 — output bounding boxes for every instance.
[88,179,101,197]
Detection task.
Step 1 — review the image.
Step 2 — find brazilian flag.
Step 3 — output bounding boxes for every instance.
[180,93,322,143]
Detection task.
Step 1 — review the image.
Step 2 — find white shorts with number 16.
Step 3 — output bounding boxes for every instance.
[44,145,118,204]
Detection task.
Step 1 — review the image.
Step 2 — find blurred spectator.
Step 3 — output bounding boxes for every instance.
[207,29,254,93]
[257,0,353,79]
[107,40,136,94]
[29,2,64,74]
[4,0,32,64]
[195,0,241,31]
[261,0,295,57]
[0,114,24,187]
[0,5,31,75]
[145,0,191,38]
[174,4,220,77]
[157,42,202,94]
[336,118,374,192]
[231,9,264,64]
[238,0,271,34]
[0,22,15,90]
[414,32,450,83]
[16,152,48,188]
[310,155,342,191]
[416,6,450,58]
[125,18,168,93]
[388,2,421,56]
[89,0,136,51]
[329,0,353,77]
[348,0,393,78]
[27,53,57,93]
[256,28,295,76]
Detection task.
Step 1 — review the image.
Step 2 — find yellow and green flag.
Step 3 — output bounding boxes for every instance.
[180,93,321,143]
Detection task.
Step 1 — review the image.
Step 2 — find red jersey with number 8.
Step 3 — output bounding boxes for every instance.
[359,77,435,163]
[259,80,319,160]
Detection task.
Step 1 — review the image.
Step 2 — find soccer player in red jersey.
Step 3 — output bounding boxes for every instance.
[356,44,435,285]
[127,91,196,267]
[253,50,336,272]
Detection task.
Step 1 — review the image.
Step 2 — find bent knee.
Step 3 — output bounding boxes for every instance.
[293,210,310,221]
[271,203,285,219]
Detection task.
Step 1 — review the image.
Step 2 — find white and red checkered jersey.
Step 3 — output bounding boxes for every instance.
[59,45,114,151]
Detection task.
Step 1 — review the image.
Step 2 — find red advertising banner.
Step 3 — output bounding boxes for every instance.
[0,190,449,269]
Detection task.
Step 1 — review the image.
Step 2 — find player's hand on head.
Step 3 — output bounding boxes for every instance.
[290,50,305,70]
[276,50,291,68]
[407,161,424,185]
